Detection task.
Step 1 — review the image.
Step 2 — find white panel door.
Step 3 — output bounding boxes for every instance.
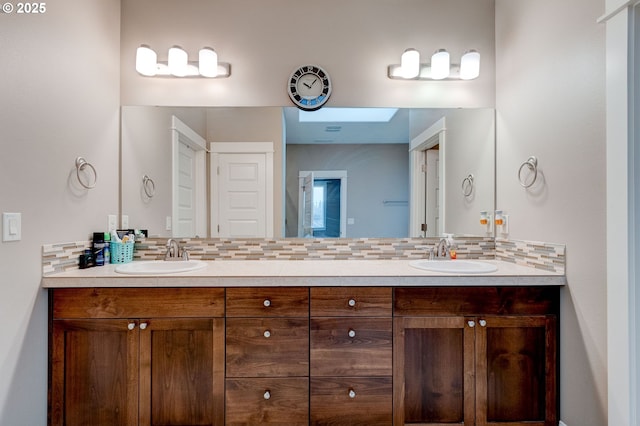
[176,138,196,237]
[217,153,267,237]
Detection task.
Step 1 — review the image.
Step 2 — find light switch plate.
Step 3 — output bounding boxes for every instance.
[108,214,117,231]
[121,215,129,229]
[3,212,21,242]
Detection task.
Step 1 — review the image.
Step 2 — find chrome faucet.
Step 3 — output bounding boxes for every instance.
[434,238,451,259]
[165,239,188,261]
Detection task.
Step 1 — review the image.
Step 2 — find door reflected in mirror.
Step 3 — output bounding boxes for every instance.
[121,106,494,239]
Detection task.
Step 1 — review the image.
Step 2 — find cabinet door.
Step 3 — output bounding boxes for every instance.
[475,316,557,426]
[50,319,139,426]
[139,318,225,426]
[393,317,476,426]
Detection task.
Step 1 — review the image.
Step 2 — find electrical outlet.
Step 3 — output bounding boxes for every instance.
[3,212,21,242]
[166,216,172,231]
[108,214,117,231]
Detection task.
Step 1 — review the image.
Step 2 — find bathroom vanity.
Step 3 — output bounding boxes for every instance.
[43,260,563,426]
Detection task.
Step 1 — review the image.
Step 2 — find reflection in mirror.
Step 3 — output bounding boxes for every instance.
[121,106,494,239]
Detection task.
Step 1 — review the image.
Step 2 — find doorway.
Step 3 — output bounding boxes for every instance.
[298,170,347,237]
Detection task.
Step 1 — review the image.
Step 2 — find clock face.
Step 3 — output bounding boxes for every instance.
[288,65,332,111]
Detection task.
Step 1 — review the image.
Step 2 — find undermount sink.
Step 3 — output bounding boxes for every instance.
[114,260,207,275]
[409,259,498,274]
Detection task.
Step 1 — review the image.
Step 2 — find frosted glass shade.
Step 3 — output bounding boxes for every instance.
[431,49,450,80]
[168,46,188,77]
[400,48,420,79]
[199,48,218,77]
[460,50,481,80]
[135,45,157,76]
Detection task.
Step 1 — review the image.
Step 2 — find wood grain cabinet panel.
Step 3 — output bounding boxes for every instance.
[310,318,392,377]
[393,287,559,426]
[310,377,392,426]
[225,378,309,426]
[226,317,309,377]
[226,287,309,317]
[310,287,392,317]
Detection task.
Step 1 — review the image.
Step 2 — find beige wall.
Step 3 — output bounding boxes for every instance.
[120,0,496,108]
[0,0,121,424]
[495,0,606,424]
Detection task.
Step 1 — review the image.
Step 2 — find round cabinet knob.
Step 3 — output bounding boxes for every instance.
[263,299,271,307]
[139,322,148,330]
[348,298,356,307]
[263,390,271,400]
[348,329,356,338]
[348,389,356,398]
[467,320,476,328]
[127,323,136,330]
[479,319,487,327]
[263,330,271,338]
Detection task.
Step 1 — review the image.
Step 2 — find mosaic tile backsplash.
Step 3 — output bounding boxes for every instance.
[42,236,565,276]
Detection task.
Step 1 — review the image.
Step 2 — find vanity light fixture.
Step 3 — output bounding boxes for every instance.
[135,44,231,78]
[388,48,480,80]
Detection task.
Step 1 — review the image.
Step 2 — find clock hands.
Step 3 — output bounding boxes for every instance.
[303,82,312,89]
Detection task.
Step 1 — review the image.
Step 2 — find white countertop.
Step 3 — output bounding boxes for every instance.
[41,259,566,288]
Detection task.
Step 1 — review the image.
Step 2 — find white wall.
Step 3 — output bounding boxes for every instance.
[0,1,121,424]
[495,0,607,424]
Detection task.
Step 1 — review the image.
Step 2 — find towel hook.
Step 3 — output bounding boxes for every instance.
[518,156,538,188]
[142,174,156,198]
[75,157,97,189]
[461,174,474,197]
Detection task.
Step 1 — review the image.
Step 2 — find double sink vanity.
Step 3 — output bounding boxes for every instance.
[43,240,564,426]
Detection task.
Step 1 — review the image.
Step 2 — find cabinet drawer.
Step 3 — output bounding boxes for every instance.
[226,287,309,317]
[311,377,392,426]
[225,378,309,426]
[310,318,392,376]
[311,287,392,317]
[394,286,560,316]
[226,318,309,377]
[52,287,225,319]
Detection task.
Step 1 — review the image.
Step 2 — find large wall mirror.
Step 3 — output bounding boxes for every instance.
[121,106,495,239]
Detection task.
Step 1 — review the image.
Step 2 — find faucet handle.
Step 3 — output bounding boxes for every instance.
[181,248,190,261]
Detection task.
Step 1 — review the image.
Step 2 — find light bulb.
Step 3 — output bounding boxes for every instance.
[168,46,188,77]
[430,49,450,80]
[460,50,480,80]
[135,45,157,76]
[400,48,420,79]
[199,47,218,77]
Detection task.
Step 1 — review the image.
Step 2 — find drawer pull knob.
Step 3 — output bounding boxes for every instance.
[468,320,476,328]
[348,298,356,307]
[127,323,136,330]
[263,299,271,307]
[263,390,271,400]
[479,319,487,327]
[348,389,356,398]
[139,322,148,330]
[348,329,356,338]
[263,330,271,338]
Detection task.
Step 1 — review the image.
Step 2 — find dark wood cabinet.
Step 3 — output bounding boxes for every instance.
[49,285,558,426]
[49,288,225,426]
[310,287,393,425]
[225,287,310,425]
[393,287,558,426]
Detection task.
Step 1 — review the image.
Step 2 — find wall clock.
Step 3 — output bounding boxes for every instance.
[287,65,332,111]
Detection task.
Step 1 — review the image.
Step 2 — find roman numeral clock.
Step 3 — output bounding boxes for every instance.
[287,65,332,111]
